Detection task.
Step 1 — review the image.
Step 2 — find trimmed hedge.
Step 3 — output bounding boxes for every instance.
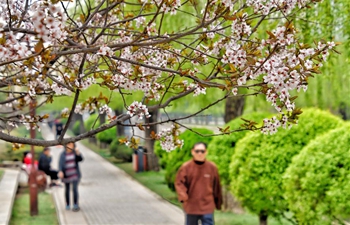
[84,114,100,131]
[156,128,214,191]
[72,121,81,136]
[154,140,169,169]
[283,123,350,224]
[96,127,117,144]
[110,138,133,162]
[207,112,271,185]
[229,108,344,219]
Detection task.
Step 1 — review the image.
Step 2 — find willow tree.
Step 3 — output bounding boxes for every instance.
[0,0,338,159]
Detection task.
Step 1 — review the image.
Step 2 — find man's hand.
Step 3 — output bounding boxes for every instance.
[58,171,63,179]
[75,148,80,155]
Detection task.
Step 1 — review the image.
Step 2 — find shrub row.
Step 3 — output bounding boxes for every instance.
[156,108,349,223]
[73,113,132,162]
[229,108,346,223]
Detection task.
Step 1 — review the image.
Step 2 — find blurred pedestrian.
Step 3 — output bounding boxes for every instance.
[175,142,222,225]
[55,119,63,139]
[38,147,61,187]
[58,142,83,212]
[22,152,38,174]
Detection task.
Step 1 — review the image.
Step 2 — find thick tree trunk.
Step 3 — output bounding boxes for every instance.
[74,113,85,134]
[222,186,245,213]
[339,102,348,120]
[259,213,268,225]
[114,108,125,137]
[144,108,159,171]
[99,112,106,125]
[224,95,245,123]
[68,113,78,129]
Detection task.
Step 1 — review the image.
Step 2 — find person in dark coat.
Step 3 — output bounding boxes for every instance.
[38,147,60,187]
[55,119,63,139]
[58,142,83,212]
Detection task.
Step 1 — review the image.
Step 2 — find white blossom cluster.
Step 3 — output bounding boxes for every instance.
[247,0,309,15]
[156,125,184,152]
[262,115,290,134]
[99,104,113,116]
[0,2,66,63]
[231,13,252,39]
[154,0,181,15]
[97,45,114,57]
[221,41,247,70]
[74,74,96,90]
[191,83,207,96]
[16,114,37,131]
[182,80,206,97]
[73,104,96,115]
[127,101,151,120]
[51,74,73,96]
[61,107,70,117]
[107,46,177,100]
[30,4,67,42]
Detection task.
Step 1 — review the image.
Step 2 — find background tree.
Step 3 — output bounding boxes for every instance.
[229,108,344,225]
[283,123,350,225]
[0,0,338,151]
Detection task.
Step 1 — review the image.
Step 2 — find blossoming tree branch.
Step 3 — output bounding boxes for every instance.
[0,0,337,151]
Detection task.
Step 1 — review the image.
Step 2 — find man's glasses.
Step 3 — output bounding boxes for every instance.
[194,149,206,154]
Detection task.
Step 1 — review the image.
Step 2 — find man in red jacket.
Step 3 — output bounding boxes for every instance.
[175,142,222,225]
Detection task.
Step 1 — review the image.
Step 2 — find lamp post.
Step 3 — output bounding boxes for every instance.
[29,99,38,216]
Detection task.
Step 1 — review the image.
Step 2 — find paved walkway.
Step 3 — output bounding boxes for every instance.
[0,169,20,225]
[42,124,184,225]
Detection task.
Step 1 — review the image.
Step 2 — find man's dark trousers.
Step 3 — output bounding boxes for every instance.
[186,214,214,225]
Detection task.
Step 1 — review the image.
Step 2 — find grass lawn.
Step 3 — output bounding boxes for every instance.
[80,139,291,225]
[10,188,58,225]
[116,162,180,206]
[0,169,4,181]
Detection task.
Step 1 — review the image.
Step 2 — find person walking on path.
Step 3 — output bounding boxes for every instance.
[58,142,83,212]
[54,119,63,140]
[38,147,61,187]
[175,142,222,225]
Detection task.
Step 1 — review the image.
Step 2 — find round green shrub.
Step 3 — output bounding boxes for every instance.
[229,108,344,219]
[72,121,81,135]
[110,138,133,162]
[96,127,117,144]
[163,128,214,191]
[207,112,271,185]
[84,114,100,131]
[283,123,350,224]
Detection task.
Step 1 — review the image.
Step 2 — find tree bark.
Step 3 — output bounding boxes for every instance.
[224,95,245,123]
[259,213,268,225]
[73,113,86,134]
[144,108,159,171]
[114,108,125,137]
[99,112,106,125]
[68,113,78,129]
[339,102,348,120]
